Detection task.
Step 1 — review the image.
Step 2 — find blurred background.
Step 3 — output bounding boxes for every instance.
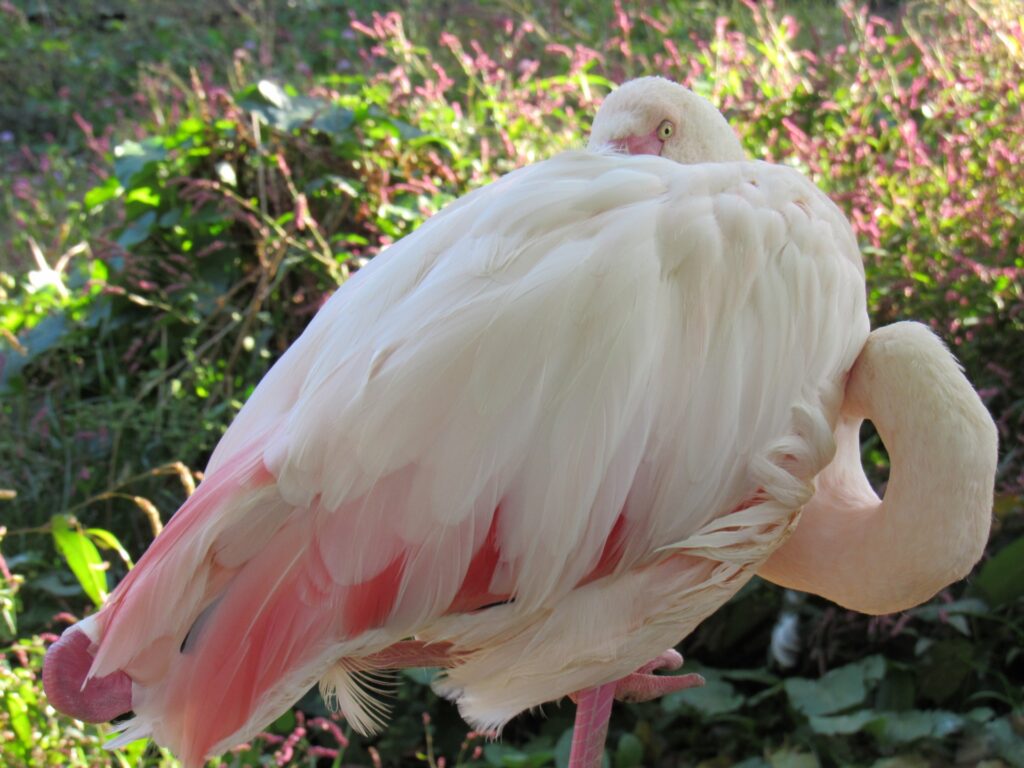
[1,1,1022,766]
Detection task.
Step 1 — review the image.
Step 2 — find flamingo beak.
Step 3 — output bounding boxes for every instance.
[610,131,665,156]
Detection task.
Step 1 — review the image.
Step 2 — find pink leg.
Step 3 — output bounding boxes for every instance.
[359,641,704,768]
[569,681,617,768]
[568,650,705,768]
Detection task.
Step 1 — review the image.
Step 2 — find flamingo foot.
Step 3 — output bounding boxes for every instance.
[612,649,705,703]
[568,650,704,768]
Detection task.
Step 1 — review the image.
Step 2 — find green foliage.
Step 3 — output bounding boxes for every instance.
[1,637,172,768]
[50,515,109,607]
[973,535,1024,607]
[0,525,171,767]
[784,656,887,718]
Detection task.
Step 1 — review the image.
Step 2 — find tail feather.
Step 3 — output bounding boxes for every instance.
[90,444,276,682]
[79,478,423,765]
[320,664,396,736]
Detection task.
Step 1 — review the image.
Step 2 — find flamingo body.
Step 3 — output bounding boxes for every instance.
[47,149,869,765]
[46,79,996,768]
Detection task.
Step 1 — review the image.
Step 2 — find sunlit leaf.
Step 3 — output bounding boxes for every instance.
[51,514,108,607]
[87,527,134,569]
[4,691,31,751]
[83,176,122,209]
[215,161,237,187]
[125,186,161,207]
[113,138,167,186]
[258,79,290,109]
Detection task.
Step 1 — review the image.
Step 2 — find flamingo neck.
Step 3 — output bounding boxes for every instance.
[760,322,996,615]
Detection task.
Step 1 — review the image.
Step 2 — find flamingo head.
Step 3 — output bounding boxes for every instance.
[588,77,745,164]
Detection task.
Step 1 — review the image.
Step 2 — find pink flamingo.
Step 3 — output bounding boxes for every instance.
[44,78,997,767]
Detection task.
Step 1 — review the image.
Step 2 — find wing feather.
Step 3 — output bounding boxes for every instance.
[82,151,869,762]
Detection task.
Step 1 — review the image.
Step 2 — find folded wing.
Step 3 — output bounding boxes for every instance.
[46,151,869,766]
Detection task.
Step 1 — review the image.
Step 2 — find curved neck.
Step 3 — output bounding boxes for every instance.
[759,322,996,615]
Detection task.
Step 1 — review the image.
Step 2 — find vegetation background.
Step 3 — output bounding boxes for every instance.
[1,0,1022,766]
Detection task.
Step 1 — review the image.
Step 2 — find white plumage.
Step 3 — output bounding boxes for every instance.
[43,78,995,768]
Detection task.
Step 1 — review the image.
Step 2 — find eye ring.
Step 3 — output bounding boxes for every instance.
[657,120,674,140]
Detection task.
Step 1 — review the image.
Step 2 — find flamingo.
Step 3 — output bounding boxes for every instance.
[43,77,997,768]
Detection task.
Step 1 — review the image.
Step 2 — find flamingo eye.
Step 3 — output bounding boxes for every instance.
[657,120,674,140]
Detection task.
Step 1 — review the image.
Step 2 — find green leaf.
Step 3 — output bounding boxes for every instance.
[1,311,73,390]
[662,668,744,716]
[125,185,161,207]
[5,690,31,749]
[243,84,333,132]
[32,571,87,597]
[215,161,237,187]
[269,709,296,734]
[721,667,780,685]
[177,116,206,137]
[864,710,964,745]
[400,667,437,685]
[808,710,879,735]
[910,597,989,623]
[973,536,1024,606]
[258,79,290,109]
[917,637,975,704]
[553,728,573,768]
[89,258,109,284]
[51,514,108,607]
[312,105,355,136]
[784,656,885,717]
[110,737,152,764]
[408,133,460,154]
[18,312,69,360]
[117,211,157,249]
[159,208,183,228]
[614,733,643,768]
[483,743,555,768]
[87,527,134,569]
[767,748,820,768]
[113,139,167,186]
[868,757,930,768]
[310,174,359,198]
[985,716,1024,767]
[83,176,122,209]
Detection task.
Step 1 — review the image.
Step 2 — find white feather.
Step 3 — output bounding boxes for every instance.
[82,147,869,761]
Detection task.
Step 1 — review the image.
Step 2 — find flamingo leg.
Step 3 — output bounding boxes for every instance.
[349,641,704,768]
[568,650,705,768]
[570,681,617,768]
